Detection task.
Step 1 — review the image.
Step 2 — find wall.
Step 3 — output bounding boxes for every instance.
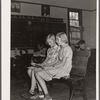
[90,11,96,48]
[12,3,41,16]
[11,3,68,23]
[11,0,96,50]
[14,0,93,10]
[83,10,96,48]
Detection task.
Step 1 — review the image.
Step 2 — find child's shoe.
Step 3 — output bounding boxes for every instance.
[43,95,52,100]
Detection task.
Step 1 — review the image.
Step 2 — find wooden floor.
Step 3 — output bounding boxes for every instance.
[11,73,96,100]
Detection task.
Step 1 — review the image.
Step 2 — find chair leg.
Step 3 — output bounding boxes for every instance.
[69,90,74,100]
[82,80,88,100]
[82,87,88,100]
[69,83,74,100]
[83,94,87,100]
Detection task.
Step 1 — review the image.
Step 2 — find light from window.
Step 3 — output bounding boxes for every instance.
[68,9,82,45]
[69,12,79,27]
[70,20,79,27]
[69,12,78,20]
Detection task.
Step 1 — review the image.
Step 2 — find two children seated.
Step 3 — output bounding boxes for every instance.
[22,32,73,100]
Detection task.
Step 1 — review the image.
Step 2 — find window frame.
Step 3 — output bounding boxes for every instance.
[68,8,83,44]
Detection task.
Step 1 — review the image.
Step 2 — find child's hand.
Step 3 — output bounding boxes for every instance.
[33,64,44,70]
[27,66,34,70]
[36,64,44,69]
[31,62,36,66]
[37,63,42,66]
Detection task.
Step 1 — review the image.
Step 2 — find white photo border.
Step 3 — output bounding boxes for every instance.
[1,0,99,100]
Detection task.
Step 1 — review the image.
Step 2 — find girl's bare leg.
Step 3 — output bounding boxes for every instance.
[29,70,36,91]
[35,72,52,100]
[35,72,49,95]
[27,68,32,78]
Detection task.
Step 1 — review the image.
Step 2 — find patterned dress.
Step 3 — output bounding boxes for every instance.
[47,44,73,79]
[43,45,60,64]
[38,44,73,81]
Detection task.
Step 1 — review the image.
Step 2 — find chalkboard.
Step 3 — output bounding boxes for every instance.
[11,15,66,48]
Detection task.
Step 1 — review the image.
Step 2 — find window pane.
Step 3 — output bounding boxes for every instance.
[70,20,79,27]
[72,32,77,38]
[74,21,79,26]
[70,32,80,39]
[76,32,80,38]
[70,12,73,19]
[70,20,73,26]
[69,12,78,20]
[75,13,78,20]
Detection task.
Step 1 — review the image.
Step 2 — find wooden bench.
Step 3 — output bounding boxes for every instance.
[49,50,91,100]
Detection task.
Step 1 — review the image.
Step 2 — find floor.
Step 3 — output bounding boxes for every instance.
[11,73,96,100]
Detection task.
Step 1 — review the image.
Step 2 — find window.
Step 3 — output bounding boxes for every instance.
[69,12,79,27]
[68,9,83,45]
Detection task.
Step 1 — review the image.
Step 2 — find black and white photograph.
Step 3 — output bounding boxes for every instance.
[1,0,99,100]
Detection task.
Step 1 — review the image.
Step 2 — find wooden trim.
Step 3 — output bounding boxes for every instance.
[12,0,96,12]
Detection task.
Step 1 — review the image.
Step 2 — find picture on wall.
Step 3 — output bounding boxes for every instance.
[11,1,20,13]
[41,5,50,17]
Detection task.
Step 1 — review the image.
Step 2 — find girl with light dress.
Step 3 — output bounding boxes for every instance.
[22,34,60,99]
[34,32,73,100]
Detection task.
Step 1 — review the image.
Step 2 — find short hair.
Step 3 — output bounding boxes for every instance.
[77,40,85,45]
[46,34,55,44]
[56,32,68,43]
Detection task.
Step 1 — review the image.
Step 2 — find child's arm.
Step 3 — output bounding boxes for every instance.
[41,49,50,64]
[46,48,63,67]
[54,48,72,69]
[41,47,61,67]
[43,56,61,67]
[42,56,49,64]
